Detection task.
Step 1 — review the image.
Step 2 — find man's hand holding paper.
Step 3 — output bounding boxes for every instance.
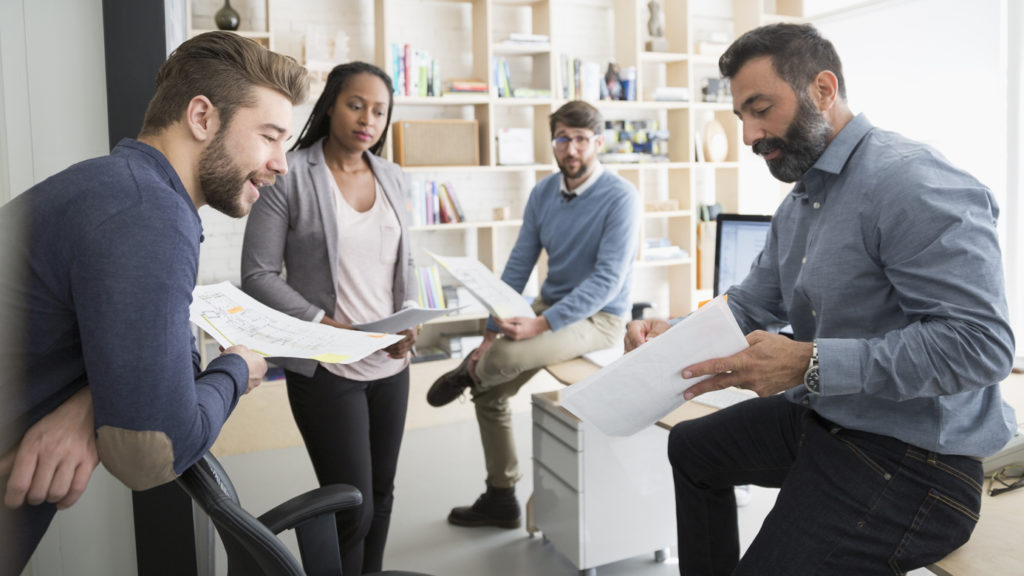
[494,315,550,341]
[560,297,749,436]
[681,330,814,400]
[624,317,672,351]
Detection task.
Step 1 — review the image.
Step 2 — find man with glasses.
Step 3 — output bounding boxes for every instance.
[427,100,639,529]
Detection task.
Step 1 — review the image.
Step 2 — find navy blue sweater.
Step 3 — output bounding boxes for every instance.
[0,139,247,489]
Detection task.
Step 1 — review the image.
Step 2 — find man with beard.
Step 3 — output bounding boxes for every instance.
[0,31,308,573]
[626,23,1015,575]
[427,100,639,528]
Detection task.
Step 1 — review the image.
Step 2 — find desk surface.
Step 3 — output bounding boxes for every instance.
[543,359,1024,576]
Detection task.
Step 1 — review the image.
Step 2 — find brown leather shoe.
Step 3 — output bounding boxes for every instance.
[448,485,521,529]
[426,351,475,407]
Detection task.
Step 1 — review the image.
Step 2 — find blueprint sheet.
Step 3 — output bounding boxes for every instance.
[191,282,403,364]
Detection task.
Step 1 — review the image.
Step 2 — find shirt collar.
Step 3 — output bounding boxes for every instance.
[560,162,604,197]
[790,113,873,198]
[815,113,873,175]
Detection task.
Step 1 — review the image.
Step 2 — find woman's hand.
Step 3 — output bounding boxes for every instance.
[384,327,418,359]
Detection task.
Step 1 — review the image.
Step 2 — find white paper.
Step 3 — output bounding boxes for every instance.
[352,306,464,333]
[427,252,535,320]
[560,297,748,436]
[190,282,403,364]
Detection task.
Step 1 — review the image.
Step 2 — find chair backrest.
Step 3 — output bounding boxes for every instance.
[176,452,307,576]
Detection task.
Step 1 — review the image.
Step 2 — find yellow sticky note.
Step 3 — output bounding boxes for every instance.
[312,353,351,364]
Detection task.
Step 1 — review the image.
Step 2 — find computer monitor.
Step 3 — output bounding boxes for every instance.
[713,213,772,297]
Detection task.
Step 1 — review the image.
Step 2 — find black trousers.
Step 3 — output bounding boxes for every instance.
[285,365,409,575]
[668,395,983,576]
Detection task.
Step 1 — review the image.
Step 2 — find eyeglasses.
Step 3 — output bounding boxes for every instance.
[989,463,1024,497]
[551,134,598,150]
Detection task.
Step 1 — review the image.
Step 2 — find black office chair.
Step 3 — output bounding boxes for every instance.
[176,452,431,576]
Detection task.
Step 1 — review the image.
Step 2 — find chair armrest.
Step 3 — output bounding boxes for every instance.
[257,484,363,534]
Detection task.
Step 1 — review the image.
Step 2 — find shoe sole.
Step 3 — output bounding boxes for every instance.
[426,356,474,407]
[447,515,522,529]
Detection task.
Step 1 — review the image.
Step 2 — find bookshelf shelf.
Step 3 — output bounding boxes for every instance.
[635,257,693,268]
[493,97,555,107]
[688,54,721,65]
[189,29,271,41]
[605,162,691,171]
[491,43,553,56]
[401,164,549,174]
[409,220,524,232]
[643,210,693,219]
[640,51,690,64]
[696,161,741,169]
[395,95,491,106]
[185,0,273,50]
[586,100,690,111]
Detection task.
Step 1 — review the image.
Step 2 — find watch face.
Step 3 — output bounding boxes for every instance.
[804,366,820,394]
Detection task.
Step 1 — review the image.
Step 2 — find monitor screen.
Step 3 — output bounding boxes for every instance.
[714,214,772,297]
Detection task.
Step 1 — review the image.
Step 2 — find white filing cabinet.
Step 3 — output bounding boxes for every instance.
[531,391,676,574]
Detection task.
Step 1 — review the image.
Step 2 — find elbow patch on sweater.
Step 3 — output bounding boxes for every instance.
[96,426,177,490]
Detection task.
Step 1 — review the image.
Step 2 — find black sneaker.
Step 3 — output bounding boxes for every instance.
[426,351,475,407]
[448,486,521,529]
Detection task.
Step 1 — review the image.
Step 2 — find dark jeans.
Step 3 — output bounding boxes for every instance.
[668,395,982,576]
[286,365,409,575]
[0,498,56,576]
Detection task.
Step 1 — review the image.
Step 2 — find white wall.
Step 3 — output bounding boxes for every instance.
[809,0,1013,337]
[813,0,1005,207]
[0,0,110,202]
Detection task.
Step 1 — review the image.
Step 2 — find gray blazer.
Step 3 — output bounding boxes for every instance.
[241,139,416,376]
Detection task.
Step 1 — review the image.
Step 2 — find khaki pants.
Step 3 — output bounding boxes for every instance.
[471,300,626,488]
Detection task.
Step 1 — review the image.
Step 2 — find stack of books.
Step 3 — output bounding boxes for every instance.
[406,180,466,226]
[643,237,688,261]
[391,43,441,97]
[416,266,446,309]
[446,79,488,94]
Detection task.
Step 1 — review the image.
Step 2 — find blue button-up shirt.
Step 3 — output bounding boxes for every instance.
[727,114,1016,457]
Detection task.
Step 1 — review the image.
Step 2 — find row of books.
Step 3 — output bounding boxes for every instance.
[559,55,607,102]
[492,57,553,99]
[493,57,514,98]
[391,43,441,97]
[407,180,466,226]
[416,266,447,309]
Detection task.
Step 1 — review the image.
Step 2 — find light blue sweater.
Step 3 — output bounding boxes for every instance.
[489,170,639,332]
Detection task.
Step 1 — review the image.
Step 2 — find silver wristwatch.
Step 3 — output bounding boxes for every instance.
[803,341,820,395]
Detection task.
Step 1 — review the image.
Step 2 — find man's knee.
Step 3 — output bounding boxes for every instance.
[477,340,520,376]
[667,421,696,469]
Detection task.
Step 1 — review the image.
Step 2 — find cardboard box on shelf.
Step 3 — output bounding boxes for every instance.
[393,119,479,167]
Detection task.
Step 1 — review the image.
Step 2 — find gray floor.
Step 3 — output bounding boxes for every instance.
[219,412,930,576]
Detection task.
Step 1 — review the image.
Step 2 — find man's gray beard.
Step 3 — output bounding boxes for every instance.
[755,94,833,183]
